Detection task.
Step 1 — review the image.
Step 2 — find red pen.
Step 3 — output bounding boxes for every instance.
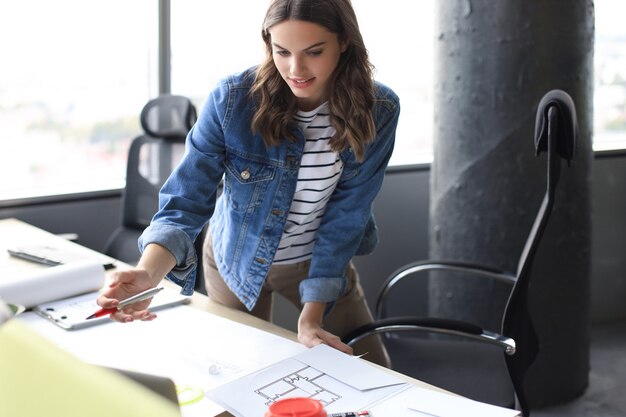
[86,287,164,319]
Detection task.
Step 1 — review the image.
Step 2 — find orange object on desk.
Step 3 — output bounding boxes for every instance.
[264,398,327,417]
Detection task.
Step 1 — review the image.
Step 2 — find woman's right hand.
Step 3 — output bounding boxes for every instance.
[96,268,159,323]
[97,243,177,323]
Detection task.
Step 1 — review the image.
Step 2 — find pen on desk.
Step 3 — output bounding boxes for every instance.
[328,412,372,417]
[86,287,164,319]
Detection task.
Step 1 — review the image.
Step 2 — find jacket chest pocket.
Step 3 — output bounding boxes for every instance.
[223,155,276,212]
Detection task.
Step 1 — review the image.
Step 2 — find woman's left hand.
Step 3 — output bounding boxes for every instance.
[297,302,353,355]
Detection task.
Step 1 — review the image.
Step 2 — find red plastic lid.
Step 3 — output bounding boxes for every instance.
[264,398,327,417]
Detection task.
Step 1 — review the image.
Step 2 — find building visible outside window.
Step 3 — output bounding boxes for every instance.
[1,1,625,201]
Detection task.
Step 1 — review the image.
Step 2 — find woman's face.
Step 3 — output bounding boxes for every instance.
[269,19,346,111]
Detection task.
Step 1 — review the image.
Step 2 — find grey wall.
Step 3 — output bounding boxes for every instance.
[590,152,626,323]
[1,154,625,329]
[0,192,121,252]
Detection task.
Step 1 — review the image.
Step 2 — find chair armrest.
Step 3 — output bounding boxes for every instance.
[342,316,516,355]
[376,260,516,319]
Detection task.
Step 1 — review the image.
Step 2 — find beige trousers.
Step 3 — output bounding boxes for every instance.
[202,232,391,368]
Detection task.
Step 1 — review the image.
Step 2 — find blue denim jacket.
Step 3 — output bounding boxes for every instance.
[139,67,400,310]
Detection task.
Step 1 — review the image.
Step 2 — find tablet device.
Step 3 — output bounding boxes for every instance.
[34,288,191,330]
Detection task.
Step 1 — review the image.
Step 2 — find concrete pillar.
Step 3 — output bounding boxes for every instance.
[430,0,594,407]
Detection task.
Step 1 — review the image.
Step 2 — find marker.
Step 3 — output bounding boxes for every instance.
[86,287,164,319]
[328,412,372,417]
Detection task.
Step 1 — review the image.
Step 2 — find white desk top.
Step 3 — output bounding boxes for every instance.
[0,218,447,417]
[0,218,298,341]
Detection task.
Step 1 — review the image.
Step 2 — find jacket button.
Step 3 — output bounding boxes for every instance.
[241,169,251,180]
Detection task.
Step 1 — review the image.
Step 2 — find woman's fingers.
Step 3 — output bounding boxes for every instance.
[97,268,157,323]
[110,307,157,323]
[298,326,354,356]
[318,330,354,355]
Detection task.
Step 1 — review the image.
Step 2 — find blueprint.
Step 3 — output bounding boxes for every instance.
[255,364,342,407]
[206,344,407,417]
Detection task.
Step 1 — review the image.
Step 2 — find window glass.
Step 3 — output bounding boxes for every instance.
[170,1,267,105]
[3,1,624,202]
[0,0,158,201]
[172,1,626,164]
[356,1,435,165]
[170,0,435,167]
[594,0,626,151]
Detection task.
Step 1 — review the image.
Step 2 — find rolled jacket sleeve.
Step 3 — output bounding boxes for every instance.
[299,276,347,304]
[139,223,198,295]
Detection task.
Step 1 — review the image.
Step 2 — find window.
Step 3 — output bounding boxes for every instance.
[356,1,434,165]
[594,0,626,151]
[0,0,158,201]
[170,0,435,167]
[2,1,625,202]
[171,1,626,163]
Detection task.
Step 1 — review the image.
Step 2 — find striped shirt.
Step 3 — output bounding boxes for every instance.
[273,102,344,264]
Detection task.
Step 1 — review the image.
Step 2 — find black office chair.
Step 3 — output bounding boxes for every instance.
[342,90,578,417]
[105,94,197,265]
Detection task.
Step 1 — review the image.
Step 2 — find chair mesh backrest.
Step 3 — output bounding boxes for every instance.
[140,95,197,140]
[122,95,197,229]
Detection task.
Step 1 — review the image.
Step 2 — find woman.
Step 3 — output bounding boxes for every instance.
[97,0,400,367]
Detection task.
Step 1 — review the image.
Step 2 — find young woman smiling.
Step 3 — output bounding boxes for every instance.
[97,0,400,368]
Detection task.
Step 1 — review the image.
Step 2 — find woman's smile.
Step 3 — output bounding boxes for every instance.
[270,19,346,110]
[289,77,316,89]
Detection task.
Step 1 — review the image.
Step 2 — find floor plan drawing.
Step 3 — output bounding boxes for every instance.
[206,345,409,417]
[254,364,342,407]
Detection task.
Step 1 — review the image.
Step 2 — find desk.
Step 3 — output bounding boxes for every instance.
[0,218,298,341]
[0,218,445,416]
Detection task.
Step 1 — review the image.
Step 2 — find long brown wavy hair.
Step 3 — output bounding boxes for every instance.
[250,0,376,161]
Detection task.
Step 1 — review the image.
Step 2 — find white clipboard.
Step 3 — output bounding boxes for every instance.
[34,288,191,330]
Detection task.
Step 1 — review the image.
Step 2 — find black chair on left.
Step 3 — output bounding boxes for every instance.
[342,89,578,417]
[105,94,197,265]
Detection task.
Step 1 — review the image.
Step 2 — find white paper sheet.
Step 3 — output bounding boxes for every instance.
[17,303,306,417]
[296,343,405,391]
[366,384,521,417]
[206,343,408,417]
[0,261,104,308]
[405,386,521,417]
